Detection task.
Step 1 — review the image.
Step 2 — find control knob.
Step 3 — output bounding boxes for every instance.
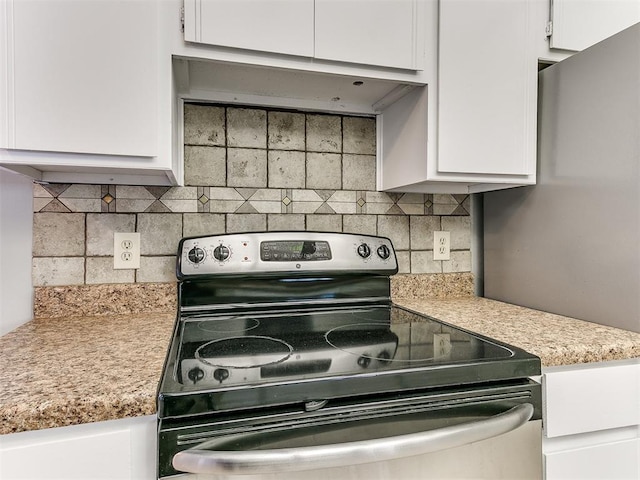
[187,367,205,384]
[213,368,230,383]
[213,245,231,262]
[357,243,371,259]
[377,244,391,260]
[187,246,206,264]
[357,356,372,368]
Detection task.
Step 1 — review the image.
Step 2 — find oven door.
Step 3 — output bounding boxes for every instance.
[159,382,542,479]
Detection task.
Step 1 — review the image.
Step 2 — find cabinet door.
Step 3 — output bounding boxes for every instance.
[184,0,314,57]
[6,0,157,157]
[550,0,640,51]
[314,0,424,70]
[437,0,537,176]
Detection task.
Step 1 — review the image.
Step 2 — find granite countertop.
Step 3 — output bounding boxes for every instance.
[2,294,639,436]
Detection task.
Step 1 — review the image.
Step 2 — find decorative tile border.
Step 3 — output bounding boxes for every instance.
[34,183,470,216]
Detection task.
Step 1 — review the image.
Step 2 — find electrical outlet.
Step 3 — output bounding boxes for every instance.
[433,231,451,261]
[114,232,140,269]
[434,333,452,359]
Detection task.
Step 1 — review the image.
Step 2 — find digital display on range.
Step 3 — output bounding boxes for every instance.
[260,240,331,261]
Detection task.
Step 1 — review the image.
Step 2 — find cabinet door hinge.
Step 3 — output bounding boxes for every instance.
[545,20,553,37]
[180,5,185,33]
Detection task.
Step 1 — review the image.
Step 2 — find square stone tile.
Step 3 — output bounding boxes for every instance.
[33,213,85,256]
[183,213,226,237]
[343,215,377,236]
[268,111,305,150]
[227,107,267,148]
[227,148,268,188]
[410,216,441,250]
[306,114,341,152]
[137,256,177,283]
[86,214,136,256]
[137,213,183,255]
[306,153,341,189]
[395,251,411,274]
[306,214,342,232]
[268,151,305,188]
[184,146,226,186]
[343,116,376,155]
[184,104,225,146]
[33,257,85,286]
[226,214,267,233]
[441,216,472,249]
[443,251,472,273]
[377,215,409,250]
[267,214,305,231]
[410,251,442,274]
[86,257,135,284]
[343,154,376,191]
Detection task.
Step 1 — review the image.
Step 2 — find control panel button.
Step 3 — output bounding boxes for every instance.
[377,244,391,260]
[187,247,206,264]
[213,245,231,262]
[357,243,371,259]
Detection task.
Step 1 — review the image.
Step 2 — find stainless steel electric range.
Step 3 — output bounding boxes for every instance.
[157,232,542,479]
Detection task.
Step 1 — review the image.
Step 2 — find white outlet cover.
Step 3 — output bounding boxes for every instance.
[433,231,451,261]
[113,232,141,269]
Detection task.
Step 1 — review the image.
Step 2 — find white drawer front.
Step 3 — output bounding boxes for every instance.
[543,359,640,438]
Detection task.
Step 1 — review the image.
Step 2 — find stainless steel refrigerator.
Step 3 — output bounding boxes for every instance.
[483,23,640,333]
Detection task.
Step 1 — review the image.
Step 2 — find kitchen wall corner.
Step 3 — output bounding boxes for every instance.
[1,168,34,334]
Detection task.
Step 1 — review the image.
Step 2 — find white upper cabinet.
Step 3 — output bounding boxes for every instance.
[549,0,640,52]
[378,0,537,193]
[184,0,425,70]
[184,0,314,57]
[314,0,424,70]
[0,0,178,186]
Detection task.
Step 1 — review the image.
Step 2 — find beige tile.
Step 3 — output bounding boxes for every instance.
[442,216,472,249]
[410,216,441,250]
[343,154,376,190]
[267,214,305,231]
[137,256,176,283]
[226,214,267,233]
[306,214,342,232]
[268,111,305,150]
[137,213,183,255]
[227,107,267,148]
[306,114,341,152]
[184,104,225,146]
[410,251,442,274]
[33,213,85,257]
[343,215,377,236]
[227,148,267,188]
[33,257,84,286]
[395,251,411,274]
[57,198,102,213]
[86,257,135,284]
[86,214,136,256]
[183,213,225,237]
[184,146,226,186]
[443,251,472,273]
[343,116,376,155]
[268,151,305,188]
[377,215,410,250]
[306,153,341,189]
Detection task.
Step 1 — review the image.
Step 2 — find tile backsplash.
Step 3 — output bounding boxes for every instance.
[32,104,472,286]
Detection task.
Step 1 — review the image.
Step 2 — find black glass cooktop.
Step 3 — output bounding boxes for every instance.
[157,305,540,419]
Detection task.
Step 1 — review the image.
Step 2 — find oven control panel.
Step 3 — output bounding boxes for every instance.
[177,232,397,278]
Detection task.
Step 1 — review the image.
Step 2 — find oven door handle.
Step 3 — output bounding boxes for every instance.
[172,403,534,475]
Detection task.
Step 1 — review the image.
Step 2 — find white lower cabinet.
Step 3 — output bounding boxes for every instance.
[542,359,640,480]
[0,415,156,480]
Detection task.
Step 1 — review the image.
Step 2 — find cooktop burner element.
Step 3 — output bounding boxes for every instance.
[196,317,260,334]
[195,336,293,369]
